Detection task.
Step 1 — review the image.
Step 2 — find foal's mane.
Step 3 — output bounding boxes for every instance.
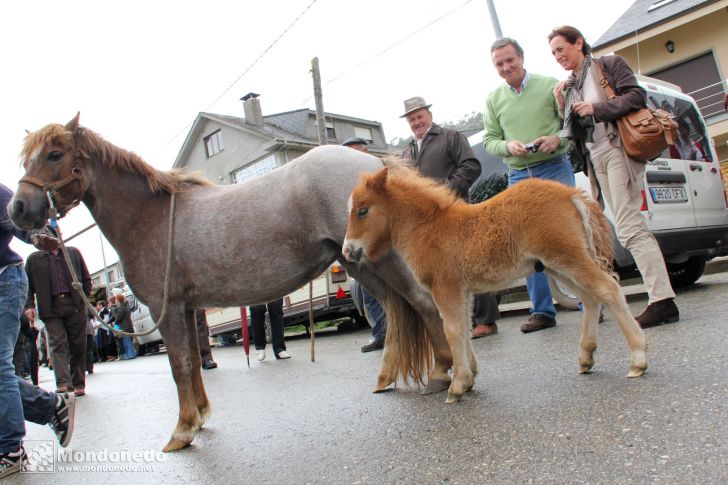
[379,156,460,210]
[23,124,212,194]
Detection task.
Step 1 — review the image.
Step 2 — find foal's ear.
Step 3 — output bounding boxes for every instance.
[65,112,81,133]
[367,167,389,193]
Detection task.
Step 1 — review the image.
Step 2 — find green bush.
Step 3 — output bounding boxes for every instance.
[470,173,508,204]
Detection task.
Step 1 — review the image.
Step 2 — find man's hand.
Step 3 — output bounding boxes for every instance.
[24,308,37,322]
[506,140,528,157]
[533,135,562,154]
[30,233,60,251]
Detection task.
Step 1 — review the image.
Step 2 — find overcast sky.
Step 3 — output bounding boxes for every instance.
[2,0,635,273]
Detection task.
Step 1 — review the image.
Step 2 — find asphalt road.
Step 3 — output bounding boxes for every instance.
[10,271,728,484]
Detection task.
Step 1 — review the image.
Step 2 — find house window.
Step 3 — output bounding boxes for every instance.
[232,154,277,184]
[354,126,373,142]
[204,130,224,158]
[315,119,336,139]
[108,268,117,282]
[649,52,726,119]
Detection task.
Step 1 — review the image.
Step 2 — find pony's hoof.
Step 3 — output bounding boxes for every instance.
[445,393,462,404]
[373,378,394,393]
[421,378,450,395]
[198,405,212,428]
[579,366,592,374]
[162,436,192,452]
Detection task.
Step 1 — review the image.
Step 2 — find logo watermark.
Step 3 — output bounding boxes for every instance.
[21,441,164,474]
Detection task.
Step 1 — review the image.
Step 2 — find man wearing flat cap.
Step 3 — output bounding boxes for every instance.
[400,97,500,338]
[341,137,388,351]
[341,136,370,153]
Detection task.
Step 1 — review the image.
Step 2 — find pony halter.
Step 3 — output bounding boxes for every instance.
[19,165,84,217]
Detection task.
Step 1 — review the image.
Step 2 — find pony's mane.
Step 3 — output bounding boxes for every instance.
[382,159,460,210]
[22,124,212,194]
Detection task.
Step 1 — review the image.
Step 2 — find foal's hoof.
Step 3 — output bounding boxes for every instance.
[627,367,646,378]
[162,436,192,453]
[445,393,462,404]
[579,366,593,374]
[421,378,450,395]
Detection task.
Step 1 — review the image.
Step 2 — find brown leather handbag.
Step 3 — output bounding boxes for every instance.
[596,62,678,162]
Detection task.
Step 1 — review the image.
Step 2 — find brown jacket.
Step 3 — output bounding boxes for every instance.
[25,247,92,320]
[401,123,481,201]
[593,55,647,123]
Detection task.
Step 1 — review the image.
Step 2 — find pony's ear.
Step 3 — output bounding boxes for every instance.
[65,112,81,133]
[367,167,389,193]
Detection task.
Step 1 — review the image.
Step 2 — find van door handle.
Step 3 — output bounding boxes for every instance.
[689,163,703,172]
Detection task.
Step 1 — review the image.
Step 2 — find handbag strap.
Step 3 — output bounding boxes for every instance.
[594,59,617,100]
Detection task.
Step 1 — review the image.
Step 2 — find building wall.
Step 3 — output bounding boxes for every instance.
[188,119,279,184]
[605,7,728,161]
[301,113,388,150]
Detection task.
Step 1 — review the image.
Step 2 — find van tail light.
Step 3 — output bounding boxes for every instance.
[330,265,348,283]
[640,189,648,211]
[717,166,728,208]
[335,287,346,299]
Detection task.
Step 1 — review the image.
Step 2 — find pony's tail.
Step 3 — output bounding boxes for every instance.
[379,287,433,388]
[573,192,614,274]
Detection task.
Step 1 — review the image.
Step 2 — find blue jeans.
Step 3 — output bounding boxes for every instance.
[122,336,137,359]
[362,287,387,343]
[0,265,29,453]
[508,154,575,319]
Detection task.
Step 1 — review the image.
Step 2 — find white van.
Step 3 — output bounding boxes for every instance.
[123,289,164,355]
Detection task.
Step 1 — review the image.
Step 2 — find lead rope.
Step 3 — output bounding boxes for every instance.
[49,191,176,338]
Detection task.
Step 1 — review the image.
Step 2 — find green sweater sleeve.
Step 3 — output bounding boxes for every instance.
[483,94,510,158]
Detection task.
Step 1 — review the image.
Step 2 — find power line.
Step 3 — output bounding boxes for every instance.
[163,0,320,153]
[298,0,473,107]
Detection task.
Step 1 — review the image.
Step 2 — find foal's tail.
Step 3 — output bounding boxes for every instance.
[381,287,433,387]
[572,191,615,274]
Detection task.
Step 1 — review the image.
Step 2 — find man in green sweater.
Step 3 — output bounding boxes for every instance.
[483,37,575,333]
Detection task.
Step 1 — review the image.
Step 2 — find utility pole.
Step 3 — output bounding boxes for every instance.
[311,57,327,145]
[486,0,503,39]
[309,56,325,362]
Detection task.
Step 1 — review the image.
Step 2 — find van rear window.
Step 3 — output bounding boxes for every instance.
[646,93,713,163]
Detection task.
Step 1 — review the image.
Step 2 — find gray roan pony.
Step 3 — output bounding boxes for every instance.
[9,114,454,452]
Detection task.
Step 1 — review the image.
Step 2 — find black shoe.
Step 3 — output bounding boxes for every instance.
[202,359,218,370]
[49,392,76,447]
[0,446,26,479]
[637,298,679,329]
[361,340,384,353]
[521,314,557,333]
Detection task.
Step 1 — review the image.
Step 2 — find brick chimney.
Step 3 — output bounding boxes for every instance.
[241,92,263,127]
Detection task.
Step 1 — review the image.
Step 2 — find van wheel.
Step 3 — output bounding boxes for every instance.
[547,277,580,310]
[666,257,706,288]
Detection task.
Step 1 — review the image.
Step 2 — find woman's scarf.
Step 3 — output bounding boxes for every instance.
[563,55,594,143]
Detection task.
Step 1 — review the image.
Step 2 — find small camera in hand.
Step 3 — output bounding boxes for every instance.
[524,143,540,153]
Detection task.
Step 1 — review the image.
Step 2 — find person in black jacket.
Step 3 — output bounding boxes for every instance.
[400,97,501,338]
[24,243,92,396]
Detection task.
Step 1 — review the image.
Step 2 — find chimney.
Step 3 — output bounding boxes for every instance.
[241,92,263,127]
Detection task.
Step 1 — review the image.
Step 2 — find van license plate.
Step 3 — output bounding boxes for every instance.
[649,186,688,203]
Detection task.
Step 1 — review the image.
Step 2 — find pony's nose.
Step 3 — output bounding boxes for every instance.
[11,198,25,218]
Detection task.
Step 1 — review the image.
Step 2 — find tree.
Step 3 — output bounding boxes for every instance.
[441,111,484,132]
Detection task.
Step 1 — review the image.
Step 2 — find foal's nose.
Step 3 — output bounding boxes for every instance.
[342,242,362,263]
